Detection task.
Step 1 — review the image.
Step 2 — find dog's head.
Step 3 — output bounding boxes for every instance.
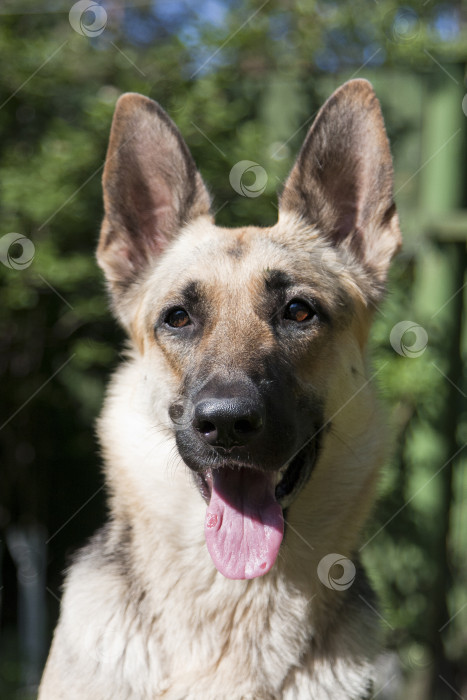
[97,80,401,581]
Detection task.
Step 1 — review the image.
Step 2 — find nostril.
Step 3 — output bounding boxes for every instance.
[197,420,216,436]
[234,419,255,434]
[234,414,262,435]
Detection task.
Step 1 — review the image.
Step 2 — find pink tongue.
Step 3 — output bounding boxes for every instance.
[204,468,284,580]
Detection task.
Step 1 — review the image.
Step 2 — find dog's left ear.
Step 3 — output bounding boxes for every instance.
[97,93,211,300]
[279,79,401,282]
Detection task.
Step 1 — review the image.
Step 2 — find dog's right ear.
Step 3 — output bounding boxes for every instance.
[279,80,401,287]
[97,93,211,302]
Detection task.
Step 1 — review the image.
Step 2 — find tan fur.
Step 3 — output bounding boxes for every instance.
[40,80,400,700]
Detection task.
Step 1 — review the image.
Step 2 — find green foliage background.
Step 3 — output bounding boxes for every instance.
[0,1,466,697]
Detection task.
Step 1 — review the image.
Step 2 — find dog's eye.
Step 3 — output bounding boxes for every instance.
[283,300,315,323]
[165,308,191,328]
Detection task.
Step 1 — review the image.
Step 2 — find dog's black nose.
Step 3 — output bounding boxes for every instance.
[193,397,263,449]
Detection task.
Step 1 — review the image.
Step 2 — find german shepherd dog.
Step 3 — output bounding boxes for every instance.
[39,79,401,699]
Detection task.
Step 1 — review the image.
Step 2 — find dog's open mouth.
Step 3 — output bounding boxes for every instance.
[193,439,317,580]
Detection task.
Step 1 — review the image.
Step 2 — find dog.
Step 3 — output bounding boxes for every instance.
[39,79,401,699]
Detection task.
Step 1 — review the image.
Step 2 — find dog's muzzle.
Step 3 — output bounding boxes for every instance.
[170,376,321,580]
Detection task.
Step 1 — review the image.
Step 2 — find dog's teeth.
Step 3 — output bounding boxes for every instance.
[274,469,285,486]
[273,462,290,486]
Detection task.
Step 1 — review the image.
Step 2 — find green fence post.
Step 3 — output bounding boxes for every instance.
[419,63,466,699]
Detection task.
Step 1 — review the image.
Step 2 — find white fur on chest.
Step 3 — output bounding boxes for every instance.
[53,534,374,700]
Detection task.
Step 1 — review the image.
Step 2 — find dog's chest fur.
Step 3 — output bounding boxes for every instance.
[51,519,376,700]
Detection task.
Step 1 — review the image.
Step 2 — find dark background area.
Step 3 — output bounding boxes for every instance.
[0,1,466,698]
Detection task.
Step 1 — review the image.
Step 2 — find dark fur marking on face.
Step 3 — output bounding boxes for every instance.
[264,269,294,291]
[152,280,207,377]
[261,269,337,329]
[181,280,204,306]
